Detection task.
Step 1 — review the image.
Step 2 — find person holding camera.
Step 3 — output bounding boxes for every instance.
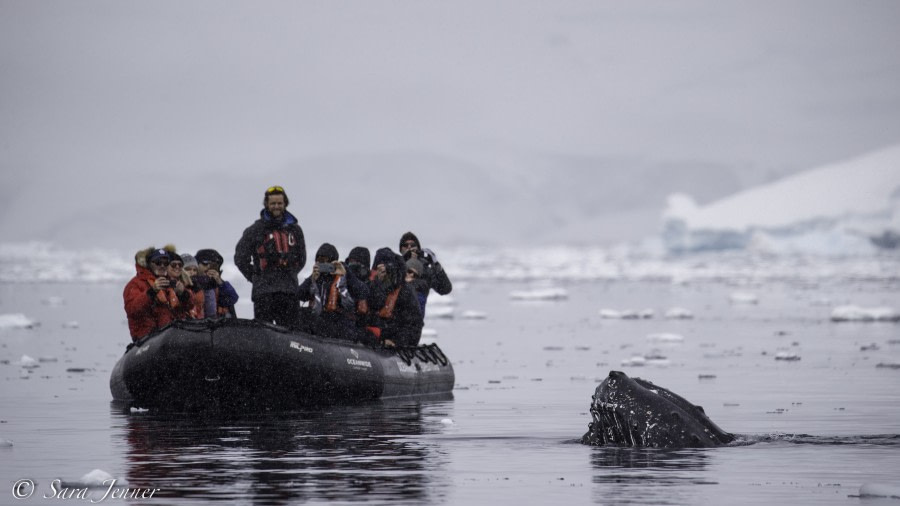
[363,248,424,348]
[298,243,367,340]
[195,248,239,318]
[398,231,452,316]
[123,246,192,341]
[234,185,306,327]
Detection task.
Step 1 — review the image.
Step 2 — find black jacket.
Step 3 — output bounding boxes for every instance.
[234,209,306,300]
[366,281,424,347]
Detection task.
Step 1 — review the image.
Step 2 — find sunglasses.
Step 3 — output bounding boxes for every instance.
[265,185,284,194]
[169,262,183,268]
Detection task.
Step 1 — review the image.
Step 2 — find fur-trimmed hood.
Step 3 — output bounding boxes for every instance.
[134,244,177,269]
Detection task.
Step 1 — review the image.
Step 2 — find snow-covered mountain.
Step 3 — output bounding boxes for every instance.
[661,144,900,255]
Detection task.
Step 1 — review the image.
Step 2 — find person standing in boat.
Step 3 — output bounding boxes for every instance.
[195,248,240,318]
[398,232,452,316]
[123,246,192,341]
[298,243,368,340]
[364,248,424,348]
[234,185,306,327]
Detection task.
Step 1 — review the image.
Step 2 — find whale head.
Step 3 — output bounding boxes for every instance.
[582,370,735,448]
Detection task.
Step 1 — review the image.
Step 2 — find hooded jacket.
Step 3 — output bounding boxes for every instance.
[234,208,306,300]
[398,232,452,310]
[366,248,424,347]
[123,245,192,340]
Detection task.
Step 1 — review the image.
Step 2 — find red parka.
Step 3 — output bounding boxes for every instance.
[123,262,191,341]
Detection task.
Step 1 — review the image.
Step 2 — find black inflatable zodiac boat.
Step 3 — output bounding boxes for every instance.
[110,318,454,410]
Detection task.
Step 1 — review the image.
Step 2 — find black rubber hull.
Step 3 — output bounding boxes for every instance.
[110,319,454,410]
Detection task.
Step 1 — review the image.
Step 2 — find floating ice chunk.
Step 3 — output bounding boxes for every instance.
[665,307,694,319]
[621,356,646,367]
[509,288,568,301]
[42,296,66,307]
[0,313,37,329]
[441,418,454,425]
[425,306,455,319]
[600,308,653,319]
[69,469,127,488]
[459,310,488,320]
[859,483,900,499]
[429,295,457,306]
[18,355,38,368]
[646,333,685,343]
[729,292,758,304]
[774,351,801,361]
[0,439,12,447]
[831,305,900,322]
[622,309,654,319]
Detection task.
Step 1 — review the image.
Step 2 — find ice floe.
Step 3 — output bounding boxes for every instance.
[774,351,801,361]
[0,313,38,329]
[18,355,39,368]
[664,307,694,319]
[67,469,127,488]
[729,292,759,304]
[646,333,684,343]
[621,353,670,367]
[509,288,568,301]
[459,310,488,320]
[425,306,455,319]
[41,296,66,307]
[599,308,654,319]
[830,305,900,322]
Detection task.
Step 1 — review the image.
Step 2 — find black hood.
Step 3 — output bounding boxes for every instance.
[399,232,421,250]
[315,243,339,263]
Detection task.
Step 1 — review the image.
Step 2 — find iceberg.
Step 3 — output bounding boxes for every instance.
[661,144,900,254]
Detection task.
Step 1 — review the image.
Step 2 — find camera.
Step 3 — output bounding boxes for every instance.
[317,262,336,274]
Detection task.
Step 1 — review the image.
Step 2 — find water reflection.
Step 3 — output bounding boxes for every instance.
[590,447,714,504]
[112,398,452,505]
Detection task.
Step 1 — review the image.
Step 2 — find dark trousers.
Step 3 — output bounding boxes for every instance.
[253,293,301,329]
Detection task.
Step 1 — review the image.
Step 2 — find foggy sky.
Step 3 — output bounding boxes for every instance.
[2,1,900,248]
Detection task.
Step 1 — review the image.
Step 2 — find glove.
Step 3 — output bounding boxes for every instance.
[421,248,437,263]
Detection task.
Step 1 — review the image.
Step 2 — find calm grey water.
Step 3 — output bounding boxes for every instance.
[1,277,899,505]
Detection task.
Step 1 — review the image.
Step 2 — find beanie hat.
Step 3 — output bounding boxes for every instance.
[315,243,339,263]
[195,249,224,265]
[406,258,424,276]
[346,246,371,269]
[180,254,199,268]
[399,231,421,250]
